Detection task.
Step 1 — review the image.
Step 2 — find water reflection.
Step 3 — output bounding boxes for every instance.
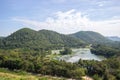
[53,48,106,63]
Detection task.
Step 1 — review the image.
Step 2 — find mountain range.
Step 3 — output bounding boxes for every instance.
[107,36,120,41]
[0,28,85,49]
[70,31,112,44]
[0,28,114,49]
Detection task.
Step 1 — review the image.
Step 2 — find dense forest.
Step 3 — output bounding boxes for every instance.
[70,31,112,44]
[0,48,120,80]
[91,44,120,58]
[0,49,86,79]
[0,28,86,50]
[0,28,120,80]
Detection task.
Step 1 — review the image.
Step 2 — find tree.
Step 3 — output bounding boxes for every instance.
[60,47,72,55]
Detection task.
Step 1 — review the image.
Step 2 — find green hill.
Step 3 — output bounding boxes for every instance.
[70,31,112,44]
[38,29,85,47]
[0,28,85,49]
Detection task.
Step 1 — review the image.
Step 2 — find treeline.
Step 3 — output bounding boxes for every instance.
[78,57,120,80]
[60,47,72,55]
[91,44,120,58]
[0,49,86,79]
[0,48,120,80]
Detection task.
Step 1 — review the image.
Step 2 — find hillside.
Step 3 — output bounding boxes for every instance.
[0,28,120,80]
[70,31,112,44]
[39,29,85,47]
[0,28,86,49]
[0,37,4,39]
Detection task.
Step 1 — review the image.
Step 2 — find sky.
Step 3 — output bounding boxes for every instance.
[0,0,120,37]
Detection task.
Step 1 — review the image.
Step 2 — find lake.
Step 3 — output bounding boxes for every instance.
[52,48,106,63]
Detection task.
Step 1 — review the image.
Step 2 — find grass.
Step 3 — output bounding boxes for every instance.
[0,68,66,80]
[0,72,37,80]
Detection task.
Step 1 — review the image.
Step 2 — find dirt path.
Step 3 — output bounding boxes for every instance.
[82,76,93,80]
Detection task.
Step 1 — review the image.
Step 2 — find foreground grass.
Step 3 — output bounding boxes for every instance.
[0,68,93,80]
[0,72,37,80]
[0,68,66,80]
[0,72,66,80]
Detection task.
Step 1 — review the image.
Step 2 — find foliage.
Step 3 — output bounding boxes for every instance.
[0,49,86,79]
[0,70,65,80]
[0,47,120,80]
[0,28,86,50]
[71,31,112,44]
[91,44,120,58]
[0,28,120,80]
[78,57,120,80]
[60,47,72,55]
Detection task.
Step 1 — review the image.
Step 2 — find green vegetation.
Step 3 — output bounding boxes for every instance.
[0,68,66,80]
[70,31,112,44]
[91,44,120,58]
[0,47,119,80]
[60,47,72,55]
[71,31,120,49]
[78,57,120,80]
[0,49,86,79]
[0,28,86,50]
[0,28,120,80]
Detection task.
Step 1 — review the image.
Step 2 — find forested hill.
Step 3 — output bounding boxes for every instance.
[0,28,118,50]
[38,29,85,47]
[70,31,112,44]
[0,28,86,49]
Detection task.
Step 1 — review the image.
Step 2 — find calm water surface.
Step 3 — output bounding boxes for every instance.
[52,48,106,63]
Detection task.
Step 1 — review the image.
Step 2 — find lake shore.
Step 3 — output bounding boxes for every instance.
[52,48,106,63]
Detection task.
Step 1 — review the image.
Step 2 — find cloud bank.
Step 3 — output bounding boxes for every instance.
[13,9,120,36]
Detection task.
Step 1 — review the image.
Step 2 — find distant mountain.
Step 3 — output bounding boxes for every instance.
[70,31,112,44]
[107,36,120,41]
[0,28,86,49]
[0,37,5,39]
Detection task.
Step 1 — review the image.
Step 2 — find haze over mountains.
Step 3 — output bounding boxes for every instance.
[107,36,120,41]
[0,28,115,50]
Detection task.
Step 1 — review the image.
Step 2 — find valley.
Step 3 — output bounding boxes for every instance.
[1,0,120,79]
[0,28,120,80]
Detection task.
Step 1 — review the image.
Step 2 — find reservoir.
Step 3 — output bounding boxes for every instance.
[52,48,106,63]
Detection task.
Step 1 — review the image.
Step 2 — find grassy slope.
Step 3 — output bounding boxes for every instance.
[0,68,66,80]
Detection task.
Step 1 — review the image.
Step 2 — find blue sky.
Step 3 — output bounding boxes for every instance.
[0,0,120,37]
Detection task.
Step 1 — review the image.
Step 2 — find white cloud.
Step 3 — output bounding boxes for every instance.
[97,1,108,7]
[51,0,66,3]
[13,9,120,36]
